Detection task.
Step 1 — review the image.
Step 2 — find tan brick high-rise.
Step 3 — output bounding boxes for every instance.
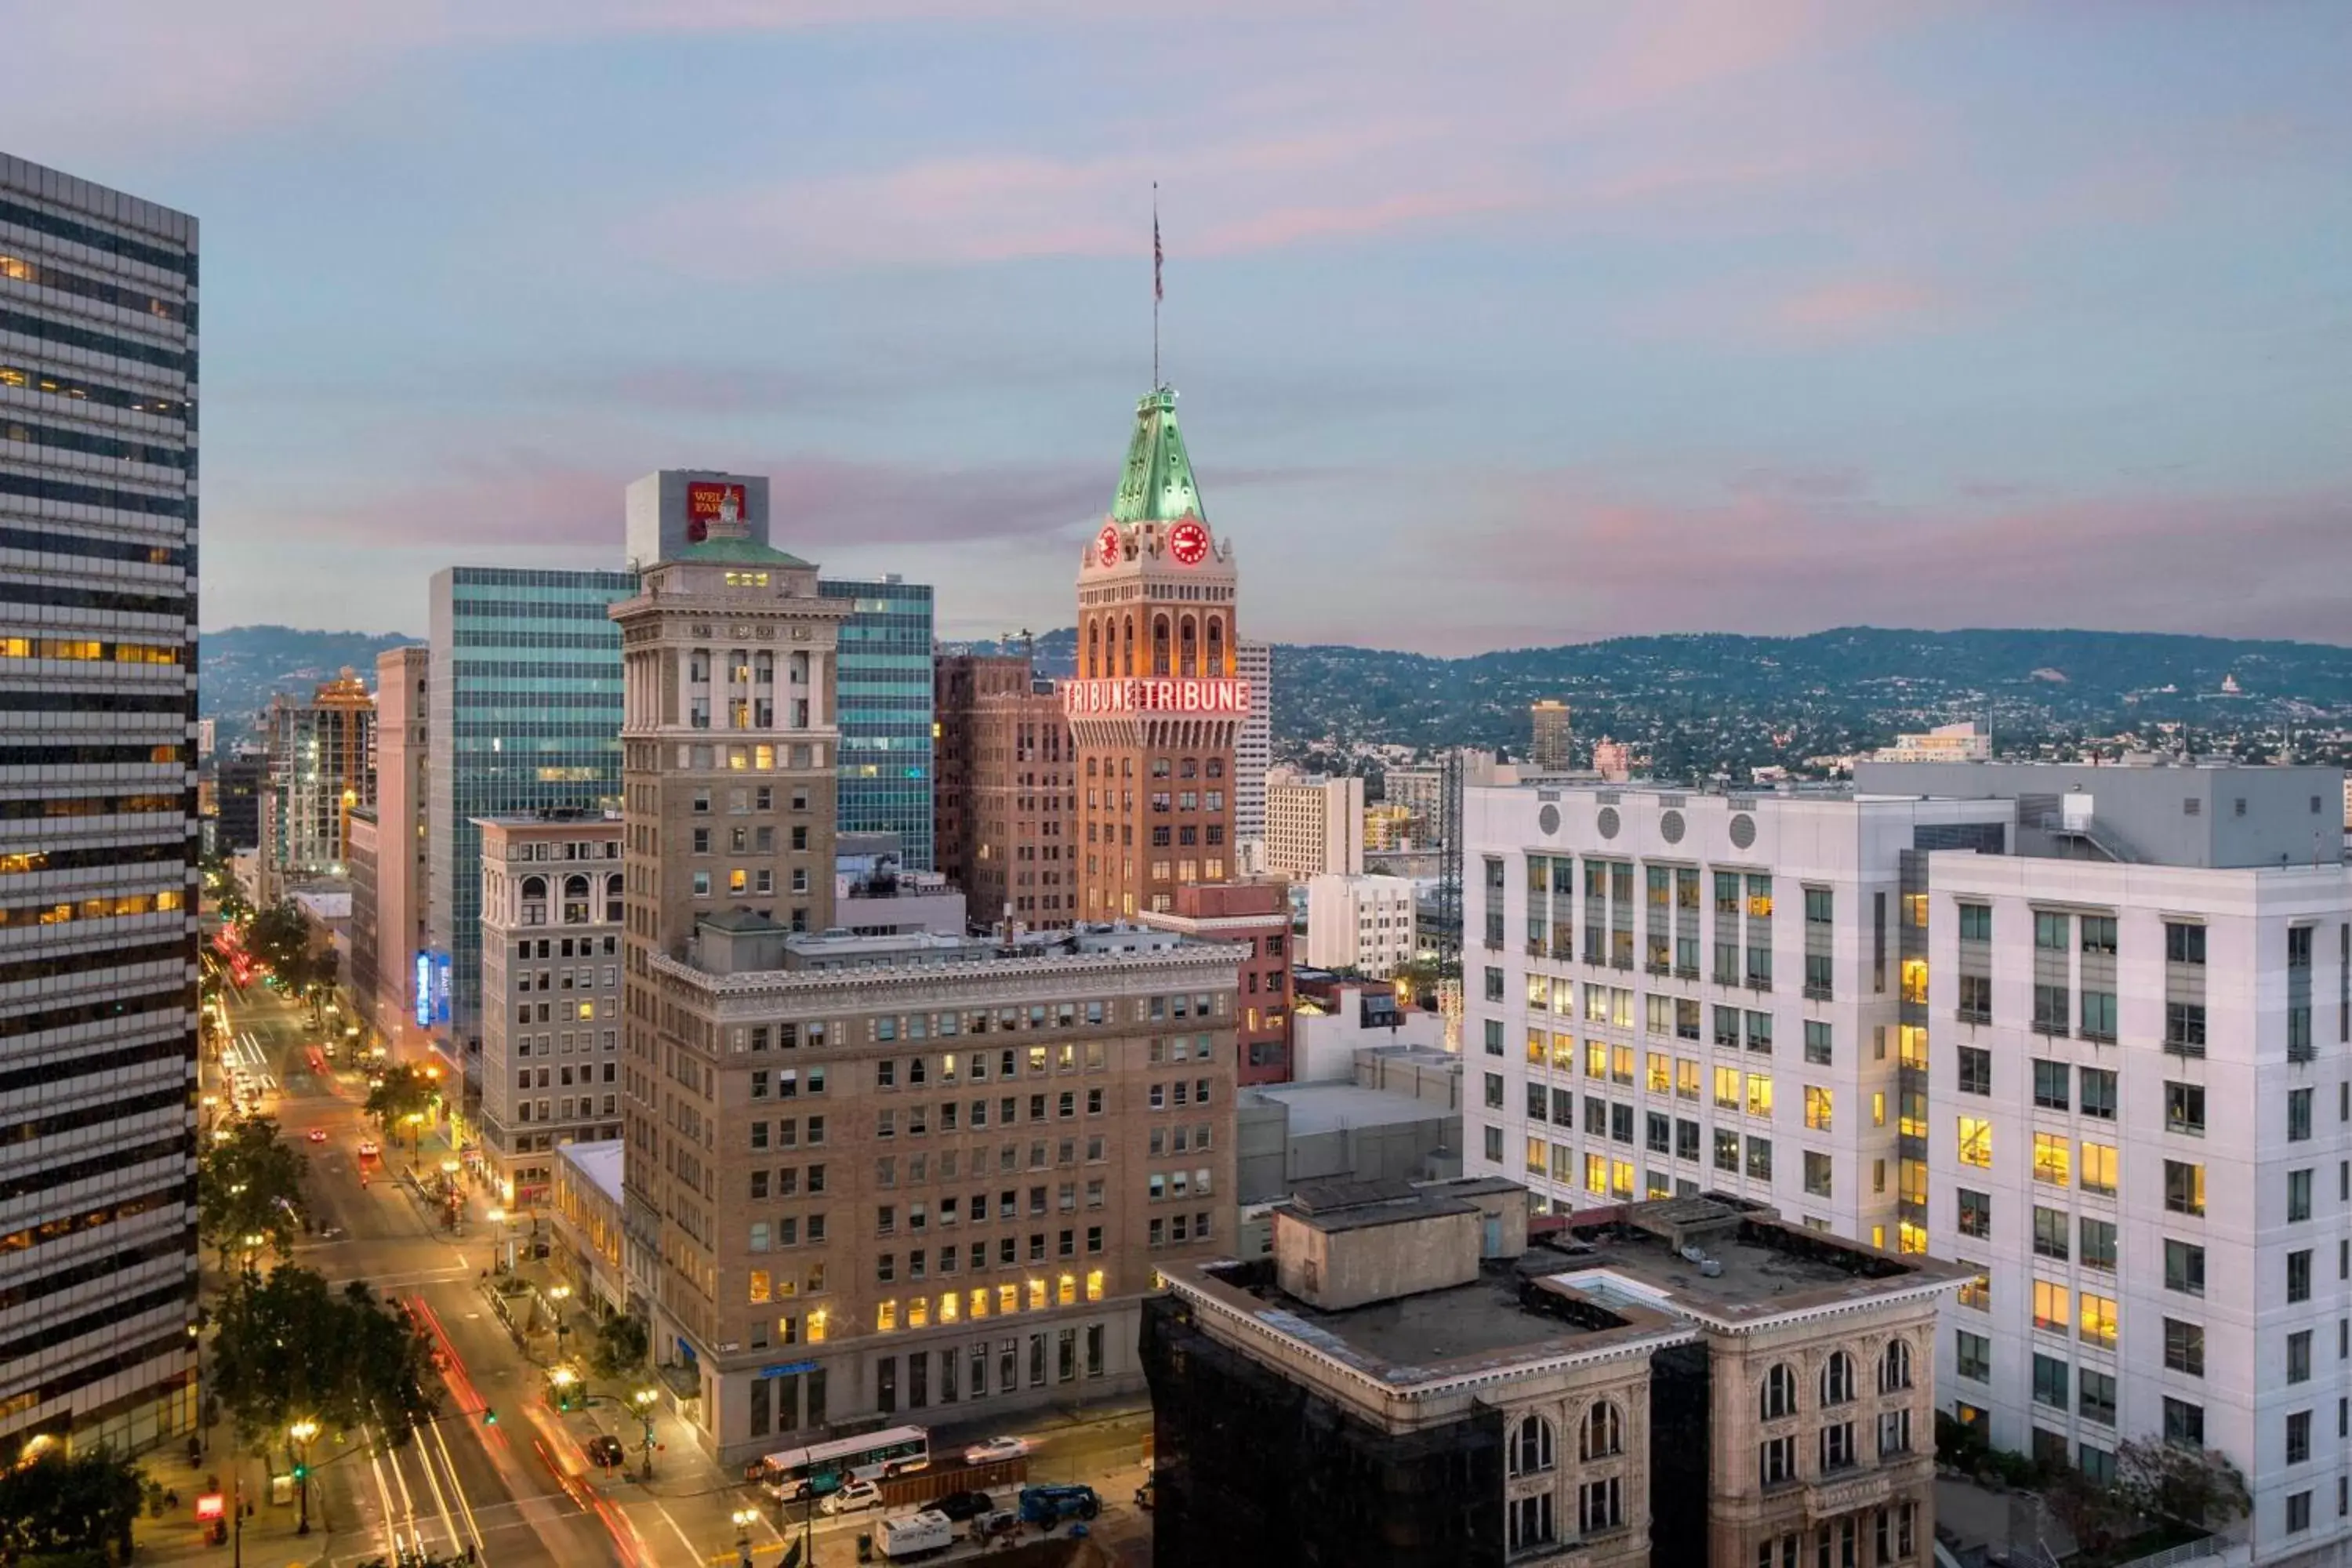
[1072,387,1247,920]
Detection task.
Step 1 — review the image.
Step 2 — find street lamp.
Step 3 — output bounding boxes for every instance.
[548,1364,578,1412]
[548,1284,572,1359]
[631,1386,659,1479]
[731,1507,759,1568]
[287,1419,318,1536]
[403,1112,423,1170]
[488,1209,514,1275]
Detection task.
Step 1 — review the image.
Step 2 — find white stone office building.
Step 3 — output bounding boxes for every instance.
[477,811,625,1209]
[1305,873,1418,979]
[0,154,200,1457]
[1463,762,2352,1564]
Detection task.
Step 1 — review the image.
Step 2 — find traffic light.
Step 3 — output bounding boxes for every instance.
[481,1407,497,1426]
[292,1463,307,1481]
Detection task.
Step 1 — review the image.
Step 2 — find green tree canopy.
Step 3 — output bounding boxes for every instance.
[365,1063,441,1141]
[0,1447,143,1563]
[586,1312,650,1385]
[210,1267,439,1452]
[198,1118,310,1272]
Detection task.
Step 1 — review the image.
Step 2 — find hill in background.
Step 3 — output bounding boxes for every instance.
[210,624,2352,776]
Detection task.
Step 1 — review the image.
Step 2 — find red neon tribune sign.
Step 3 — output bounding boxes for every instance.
[1061,677,1250,716]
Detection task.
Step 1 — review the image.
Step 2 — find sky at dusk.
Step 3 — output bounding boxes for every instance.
[8,1,2349,654]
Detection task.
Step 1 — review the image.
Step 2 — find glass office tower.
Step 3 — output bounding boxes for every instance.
[426,567,634,1055]
[820,575,935,869]
[0,154,200,1456]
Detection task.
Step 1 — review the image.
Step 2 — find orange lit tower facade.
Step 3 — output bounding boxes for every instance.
[1072,388,1247,920]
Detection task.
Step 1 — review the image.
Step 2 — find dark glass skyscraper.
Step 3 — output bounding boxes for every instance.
[0,153,199,1456]
[821,575,935,869]
[426,567,634,1054]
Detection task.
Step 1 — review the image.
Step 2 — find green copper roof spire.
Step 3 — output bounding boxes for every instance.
[1109,387,1206,524]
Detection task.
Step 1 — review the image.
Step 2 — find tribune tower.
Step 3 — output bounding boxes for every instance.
[1072,387,1247,920]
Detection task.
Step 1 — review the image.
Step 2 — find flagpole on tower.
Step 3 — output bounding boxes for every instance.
[1152,182,1163,390]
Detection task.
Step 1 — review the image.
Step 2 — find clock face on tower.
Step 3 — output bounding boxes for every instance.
[1096,524,1122,567]
[1168,519,1209,566]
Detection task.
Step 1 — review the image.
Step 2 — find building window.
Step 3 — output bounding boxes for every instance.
[1581,1400,1623,1461]
[2287,1410,2311,1465]
[1508,1414,1555,1476]
[1508,1493,1555,1552]
[2032,1353,2068,1410]
[1759,1435,1796,1487]
[1577,1476,1621,1536]
[1957,1188,1991,1240]
[2165,1081,2205,1136]
[1955,1330,1990,1383]
[2165,1240,2205,1297]
[1958,1117,1992,1169]
[2164,1160,2205,1216]
[2164,1319,2205,1377]
[1820,1351,1856,1406]
[1760,1363,1798,1421]
[2080,1370,2117,1428]
[1958,1047,1991,1096]
[2163,1397,2205,1448]
[1819,1421,1856,1472]
[2032,1280,2070,1335]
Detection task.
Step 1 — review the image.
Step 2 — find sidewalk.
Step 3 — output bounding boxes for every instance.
[132,1444,339,1568]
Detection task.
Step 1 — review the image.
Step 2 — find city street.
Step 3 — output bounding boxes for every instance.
[163,982,1152,1568]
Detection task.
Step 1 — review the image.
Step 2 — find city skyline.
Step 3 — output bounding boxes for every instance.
[6,2,2346,652]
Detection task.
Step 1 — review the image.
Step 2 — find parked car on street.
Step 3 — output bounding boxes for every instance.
[1018,1485,1099,1526]
[933,1490,993,1522]
[584,1435,626,1468]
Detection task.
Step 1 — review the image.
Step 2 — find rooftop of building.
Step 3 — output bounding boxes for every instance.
[557,1139,625,1207]
[1544,1197,1972,1328]
[472,808,622,831]
[1240,1081,1454,1135]
[1181,1190,1965,1398]
[672,535,814,568]
[1189,1183,1692,1389]
[666,913,1239,989]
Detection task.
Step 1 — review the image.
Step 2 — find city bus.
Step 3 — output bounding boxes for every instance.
[750,1425,931,1501]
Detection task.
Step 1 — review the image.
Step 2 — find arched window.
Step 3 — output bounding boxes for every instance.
[563,873,590,924]
[521,875,547,900]
[1178,614,1198,677]
[520,875,547,927]
[1580,1400,1623,1461]
[1821,1351,1857,1406]
[1151,614,1171,677]
[1760,1363,1798,1421]
[1121,615,1135,677]
[604,872,625,922]
[1206,614,1225,677]
[1508,1415,1555,1477]
[1087,621,1101,679]
[1880,1339,1912,1394]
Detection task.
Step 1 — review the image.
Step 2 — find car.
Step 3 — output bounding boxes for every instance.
[962,1436,1035,1466]
[306,1128,328,1143]
[584,1435,626,1468]
[1018,1485,1099,1526]
[357,1139,379,1158]
[933,1490,994,1523]
[818,1480,883,1516]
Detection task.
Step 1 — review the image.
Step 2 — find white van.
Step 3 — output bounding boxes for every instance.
[874,1510,954,1559]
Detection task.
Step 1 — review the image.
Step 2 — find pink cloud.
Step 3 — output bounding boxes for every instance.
[1770,278,1954,339]
[1432,471,2352,647]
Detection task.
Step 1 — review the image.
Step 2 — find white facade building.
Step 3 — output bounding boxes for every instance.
[1462,762,2352,1564]
[1305,873,1418,979]
[1265,768,1363,880]
[477,812,626,1209]
[1234,638,1271,866]
[1875,721,1991,764]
